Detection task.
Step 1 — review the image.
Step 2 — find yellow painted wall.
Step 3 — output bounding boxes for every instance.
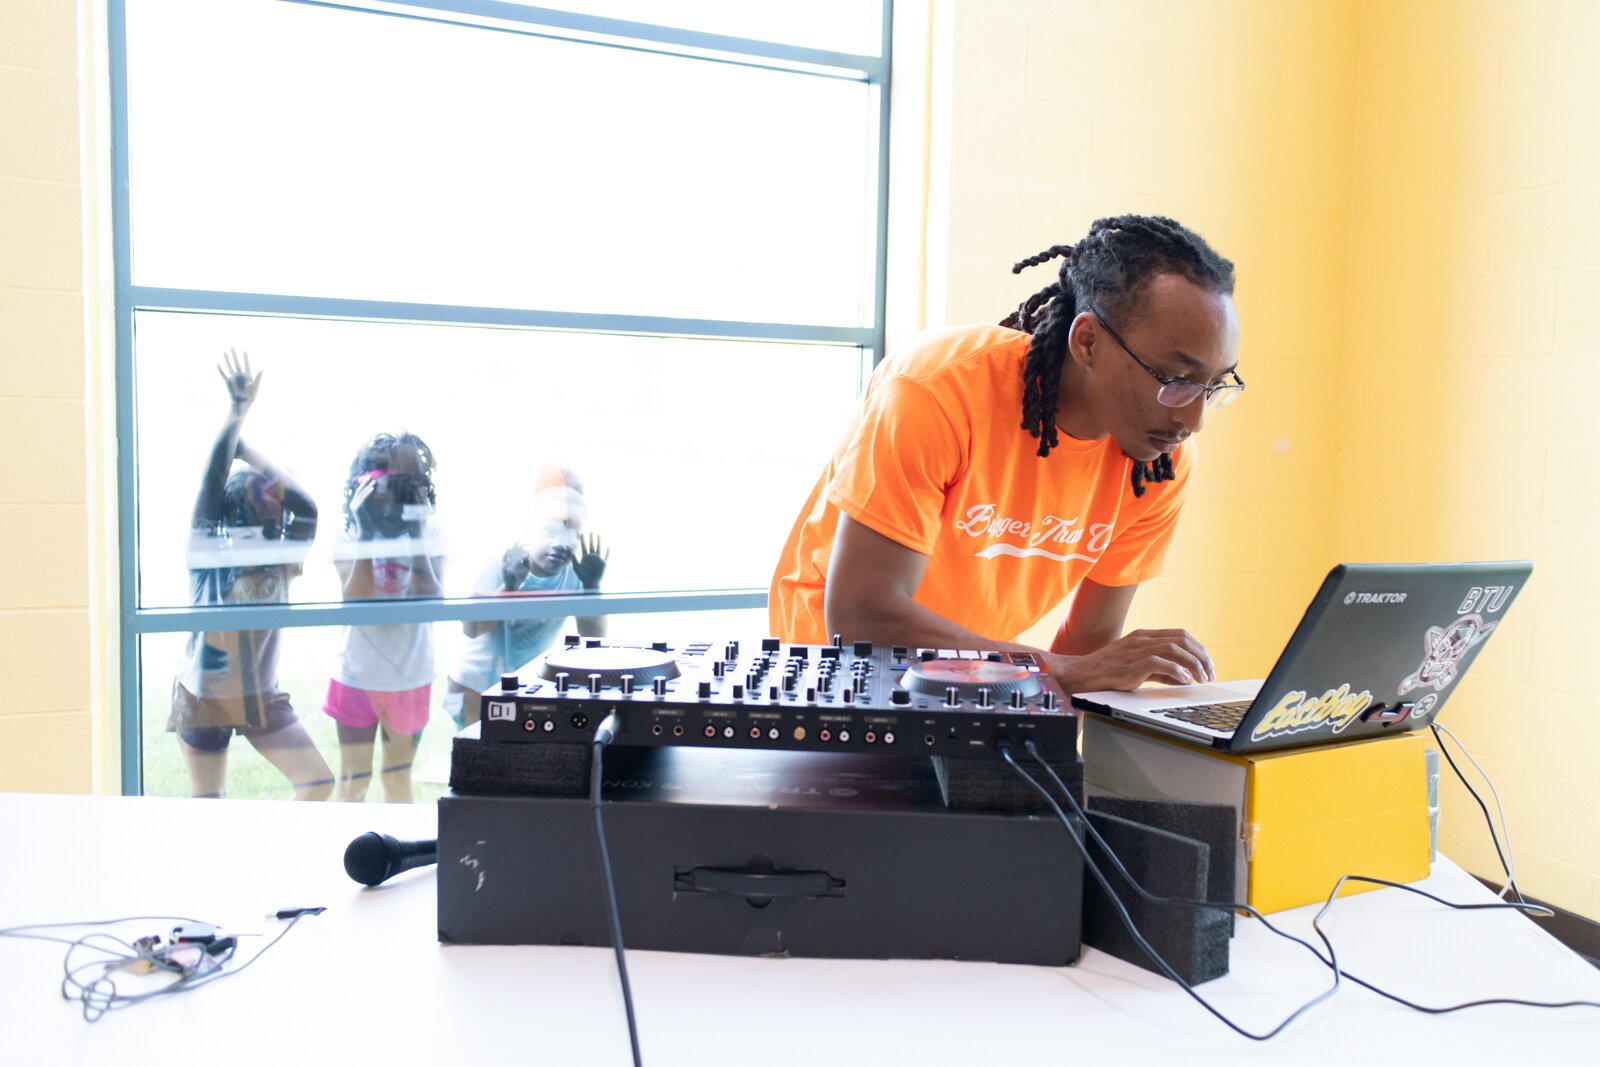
[933,0,1598,920]
[932,0,1362,683]
[0,0,96,793]
[1340,0,1600,920]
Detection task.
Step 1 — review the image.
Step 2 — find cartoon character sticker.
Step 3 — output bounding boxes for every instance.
[1398,614,1496,696]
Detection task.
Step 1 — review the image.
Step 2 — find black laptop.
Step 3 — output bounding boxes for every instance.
[1071,561,1532,754]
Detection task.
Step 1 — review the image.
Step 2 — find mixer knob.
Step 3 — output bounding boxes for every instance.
[891,646,908,661]
[588,672,603,692]
[725,642,739,660]
[891,689,911,706]
[620,674,634,695]
[769,685,779,700]
[732,683,744,700]
[555,672,570,693]
[697,681,712,699]
[842,688,854,705]
[1010,690,1026,710]
[820,646,841,661]
[789,645,808,660]
[977,687,992,708]
[761,637,780,652]
[853,640,873,657]
[651,641,669,652]
[783,675,797,691]
[713,661,726,677]
[747,672,760,690]
[1042,691,1058,710]
[985,651,1004,662]
[831,633,844,648]
[819,676,832,694]
[499,674,519,692]
[944,685,960,707]
[653,676,668,696]
[585,637,602,649]
[806,687,816,702]
[563,634,581,647]
[920,649,937,662]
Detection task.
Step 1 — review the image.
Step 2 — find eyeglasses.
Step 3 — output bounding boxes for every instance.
[1089,307,1245,410]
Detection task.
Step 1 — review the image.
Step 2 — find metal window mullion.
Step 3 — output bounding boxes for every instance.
[125,287,876,346]
[289,0,888,79]
[127,589,769,634]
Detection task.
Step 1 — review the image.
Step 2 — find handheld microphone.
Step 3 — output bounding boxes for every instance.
[343,831,438,887]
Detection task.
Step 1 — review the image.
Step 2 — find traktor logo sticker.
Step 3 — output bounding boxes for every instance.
[1398,614,1496,696]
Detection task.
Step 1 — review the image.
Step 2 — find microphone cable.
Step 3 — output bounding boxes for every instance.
[591,713,644,1067]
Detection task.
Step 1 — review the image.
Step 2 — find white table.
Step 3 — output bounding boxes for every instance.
[2,793,1597,1066]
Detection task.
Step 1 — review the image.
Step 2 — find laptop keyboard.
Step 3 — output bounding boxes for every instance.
[1157,701,1254,733]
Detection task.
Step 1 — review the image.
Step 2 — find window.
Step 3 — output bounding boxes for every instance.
[112,0,891,799]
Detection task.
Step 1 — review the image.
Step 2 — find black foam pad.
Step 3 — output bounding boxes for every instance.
[1082,810,1230,985]
[1087,796,1238,933]
[933,753,1083,814]
[450,736,590,797]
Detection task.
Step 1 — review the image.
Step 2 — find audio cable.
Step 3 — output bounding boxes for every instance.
[1007,738,1600,1032]
[592,713,644,1067]
[0,910,320,1022]
[1430,722,1523,903]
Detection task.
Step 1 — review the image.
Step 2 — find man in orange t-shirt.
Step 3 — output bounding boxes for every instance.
[770,215,1244,695]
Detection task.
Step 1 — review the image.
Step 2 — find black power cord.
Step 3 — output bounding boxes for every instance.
[1430,723,1525,904]
[591,714,644,1067]
[1010,738,1600,1032]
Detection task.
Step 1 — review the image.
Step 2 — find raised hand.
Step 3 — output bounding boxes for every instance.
[572,533,609,589]
[501,544,535,591]
[1053,627,1215,693]
[216,348,261,414]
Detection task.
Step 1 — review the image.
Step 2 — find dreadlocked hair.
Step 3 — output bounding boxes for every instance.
[1002,215,1236,494]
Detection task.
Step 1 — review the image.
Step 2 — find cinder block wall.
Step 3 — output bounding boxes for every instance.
[1339,0,1600,920]
[0,0,94,793]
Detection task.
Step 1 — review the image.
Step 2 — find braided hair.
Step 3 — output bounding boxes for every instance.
[1000,215,1235,495]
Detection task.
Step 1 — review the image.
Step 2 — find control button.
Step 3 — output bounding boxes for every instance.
[585,637,602,649]
[806,687,816,702]
[1010,690,1026,710]
[985,651,1004,662]
[725,641,740,660]
[761,637,781,652]
[500,674,519,691]
[842,689,855,705]
[769,685,779,701]
[891,689,911,706]
[1041,691,1058,710]
[620,674,634,695]
[653,676,668,696]
[891,646,908,660]
[977,687,992,708]
[920,649,938,662]
[732,684,744,700]
[831,633,843,648]
[563,634,581,647]
[651,641,669,652]
[587,672,602,692]
[945,685,960,707]
[790,645,809,660]
[555,672,570,693]
[713,661,726,677]
[697,681,712,699]
[820,646,841,661]
[853,640,873,657]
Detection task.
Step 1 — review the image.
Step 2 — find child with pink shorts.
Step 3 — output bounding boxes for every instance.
[325,431,445,803]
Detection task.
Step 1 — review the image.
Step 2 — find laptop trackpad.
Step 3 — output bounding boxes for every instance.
[1076,679,1264,712]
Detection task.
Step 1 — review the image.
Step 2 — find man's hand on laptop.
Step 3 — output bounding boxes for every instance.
[1045,628,1215,694]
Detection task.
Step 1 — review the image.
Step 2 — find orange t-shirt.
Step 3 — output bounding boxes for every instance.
[768,324,1195,645]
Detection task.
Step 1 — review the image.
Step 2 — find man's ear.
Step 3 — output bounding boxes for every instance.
[1066,309,1098,370]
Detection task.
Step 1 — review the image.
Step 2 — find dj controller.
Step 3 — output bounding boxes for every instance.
[477,635,1078,761]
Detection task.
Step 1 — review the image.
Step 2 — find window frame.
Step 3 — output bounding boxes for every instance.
[108,0,893,793]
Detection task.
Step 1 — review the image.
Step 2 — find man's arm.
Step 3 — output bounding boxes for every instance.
[825,514,1213,692]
